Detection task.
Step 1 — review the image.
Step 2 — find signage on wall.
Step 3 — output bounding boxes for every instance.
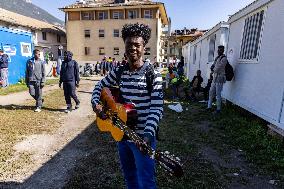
[3,45,16,56]
[20,42,32,57]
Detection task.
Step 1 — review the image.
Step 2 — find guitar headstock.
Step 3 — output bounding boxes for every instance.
[155,151,184,178]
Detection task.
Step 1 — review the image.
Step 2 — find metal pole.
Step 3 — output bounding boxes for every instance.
[167,18,171,67]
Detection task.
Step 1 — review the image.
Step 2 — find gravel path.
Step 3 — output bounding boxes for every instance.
[0,77,100,189]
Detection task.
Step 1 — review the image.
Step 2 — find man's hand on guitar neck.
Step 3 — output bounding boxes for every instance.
[93,104,108,120]
[135,134,154,155]
[95,104,103,112]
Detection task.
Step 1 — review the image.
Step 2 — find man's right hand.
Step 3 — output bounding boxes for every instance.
[95,104,103,112]
[93,104,107,120]
[59,82,62,88]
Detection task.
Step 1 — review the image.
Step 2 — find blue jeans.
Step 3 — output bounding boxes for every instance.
[208,82,224,111]
[0,68,9,88]
[118,140,157,189]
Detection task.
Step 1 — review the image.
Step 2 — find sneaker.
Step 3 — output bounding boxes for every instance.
[65,107,72,113]
[75,102,80,109]
[34,107,41,112]
[205,107,212,111]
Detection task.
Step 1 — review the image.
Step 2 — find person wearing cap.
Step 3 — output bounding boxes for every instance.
[26,49,46,112]
[59,51,80,113]
[0,49,9,88]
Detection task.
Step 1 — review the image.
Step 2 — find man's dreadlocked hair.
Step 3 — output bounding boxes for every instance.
[121,23,152,45]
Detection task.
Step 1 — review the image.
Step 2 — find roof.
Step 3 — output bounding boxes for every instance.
[0,8,65,34]
[60,0,168,25]
[228,0,273,23]
[61,0,160,9]
[188,22,229,46]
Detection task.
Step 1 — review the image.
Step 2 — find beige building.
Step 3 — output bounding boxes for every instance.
[169,28,206,59]
[60,0,169,64]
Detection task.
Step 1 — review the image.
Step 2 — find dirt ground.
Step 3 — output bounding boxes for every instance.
[0,77,99,189]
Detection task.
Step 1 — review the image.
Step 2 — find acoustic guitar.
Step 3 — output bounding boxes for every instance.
[96,87,184,177]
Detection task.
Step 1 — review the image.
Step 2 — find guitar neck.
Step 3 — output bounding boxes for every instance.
[112,116,156,158]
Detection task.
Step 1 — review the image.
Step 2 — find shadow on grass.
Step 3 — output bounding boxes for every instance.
[0,104,63,112]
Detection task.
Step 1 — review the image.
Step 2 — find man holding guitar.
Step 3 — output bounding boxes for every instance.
[92,23,164,189]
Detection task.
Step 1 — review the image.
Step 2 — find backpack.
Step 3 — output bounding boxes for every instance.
[220,55,234,81]
[116,63,155,95]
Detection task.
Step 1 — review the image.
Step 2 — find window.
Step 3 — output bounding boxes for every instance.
[144,10,153,19]
[208,35,216,62]
[81,11,94,20]
[240,10,265,61]
[113,11,123,19]
[57,34,61,43]
[144,47,151,55]
[128,10,138,19]
[99,47,105,55]
[114,47,119,55]
[113,29,119,37]
[193,45,197,64]
[20,42,32,57]
[98,11,108,20]
[85,47,90,55]
[99,30,105,38]
[42,32,47,40]
[85,30,91,38]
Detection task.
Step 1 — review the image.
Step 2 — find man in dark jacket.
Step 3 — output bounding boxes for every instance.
[0,49,9,88]
[59,51,80,113]
[26,49,46,112]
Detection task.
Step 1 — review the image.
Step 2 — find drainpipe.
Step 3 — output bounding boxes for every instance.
[278,88,284,123]
[167,17,171,67]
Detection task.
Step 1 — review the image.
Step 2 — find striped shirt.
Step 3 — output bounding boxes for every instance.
[91,62,163,137]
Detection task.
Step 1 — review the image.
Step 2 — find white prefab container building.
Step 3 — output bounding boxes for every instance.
[223,0,284,130]
[183,22,229,87]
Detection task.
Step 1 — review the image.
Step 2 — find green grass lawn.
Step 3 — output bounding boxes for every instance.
[63,98,284,188]
[0,89,65,178]
[0,78,59,96]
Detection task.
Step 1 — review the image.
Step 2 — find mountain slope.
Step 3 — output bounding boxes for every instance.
[0,0,64,26]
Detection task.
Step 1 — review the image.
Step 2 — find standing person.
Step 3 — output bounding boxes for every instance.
[112,58,117,69]
[92,23,163,189]
[166,67,179,99]
[207,45,227,114]
[203,72,213,101]
[100,57,107,76]
[177,56,185,76]
[59,51,80,113]
[26,49,46,112]
[107,57,113,72]
[95,61,100,75]
[121,56,127,66]
[0,49,9,88]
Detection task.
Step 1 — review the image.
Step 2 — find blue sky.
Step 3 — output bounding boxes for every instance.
[32,0,255,30]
